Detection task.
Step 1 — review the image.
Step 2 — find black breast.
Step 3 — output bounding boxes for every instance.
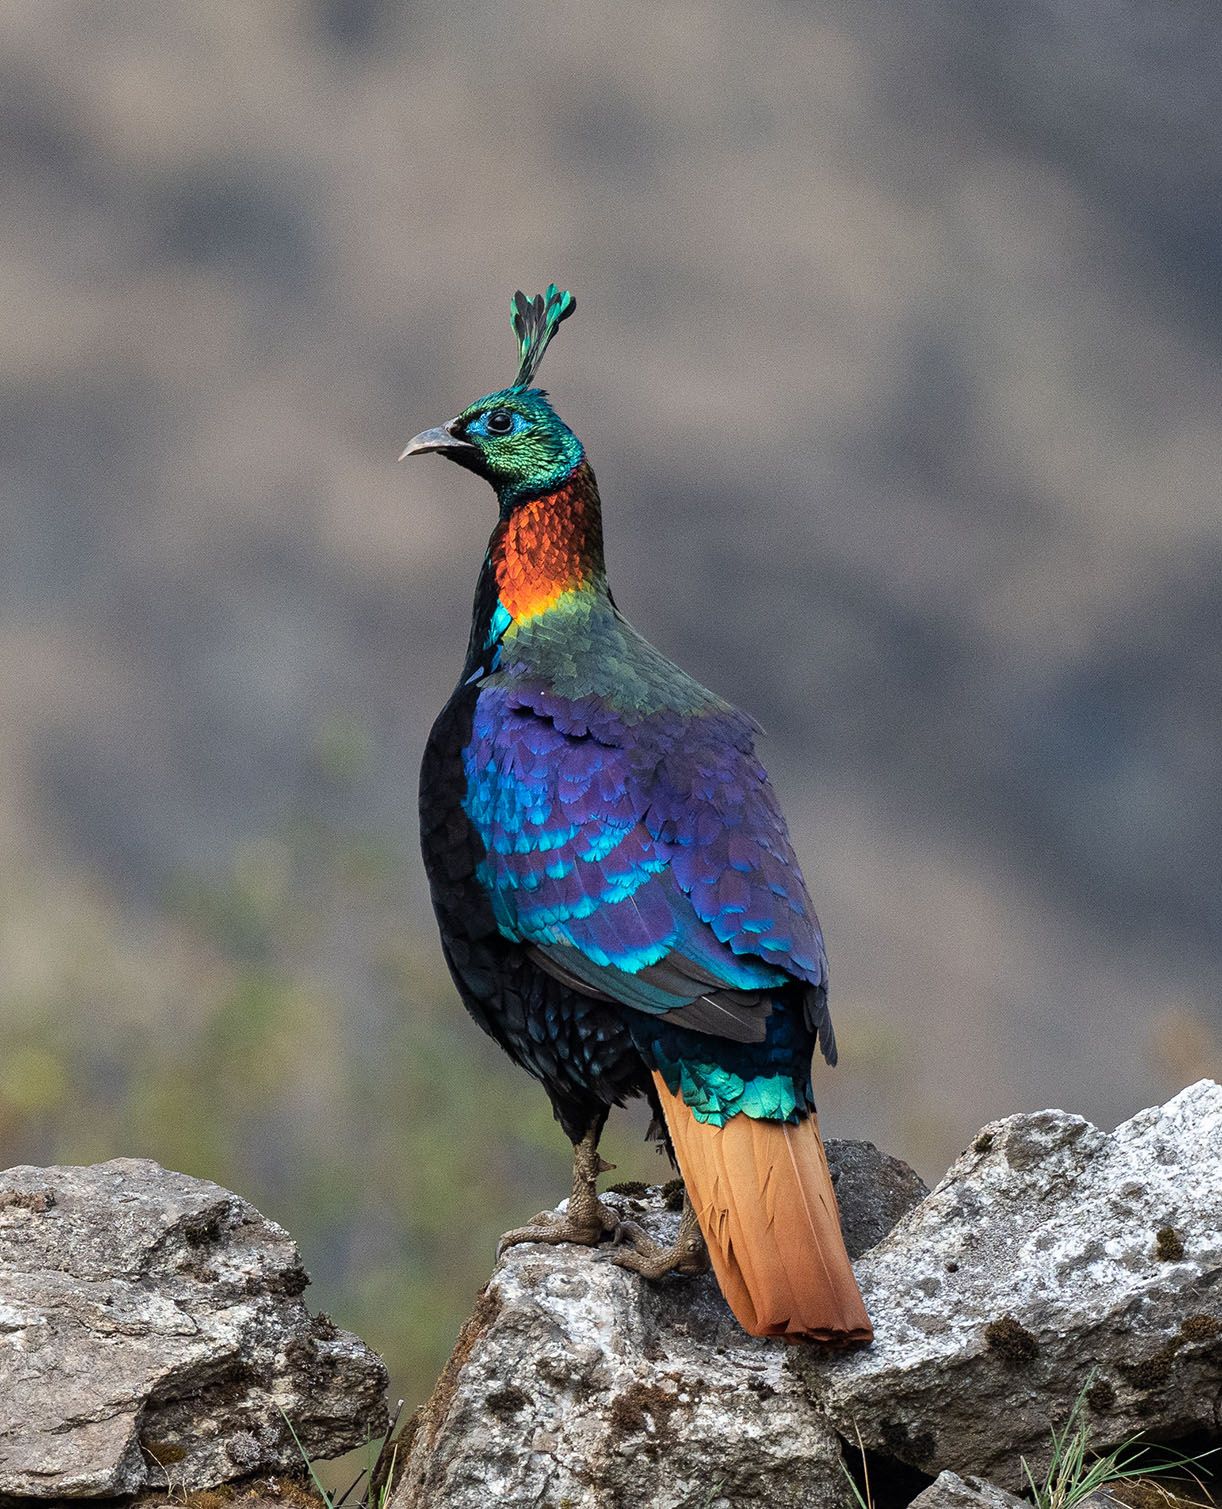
[418,684,650,1141]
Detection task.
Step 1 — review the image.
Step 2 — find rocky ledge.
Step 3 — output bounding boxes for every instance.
[2,1084,1217,1509]
[391,1081,1221,1509]
[0,1158,388,1501]
[797,1078,1222,1486]
[391,1138,927,1509]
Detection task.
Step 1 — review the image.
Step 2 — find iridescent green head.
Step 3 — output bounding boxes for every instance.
[402,285,583,504]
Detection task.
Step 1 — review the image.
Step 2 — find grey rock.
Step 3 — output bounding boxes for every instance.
[826,1137,930,1258]
[391,1190,846,1509]
[798,1080,1222,1488]
[0,1157,387,1499]
[391,1138,925,1509]
[909,1471,1028,1509]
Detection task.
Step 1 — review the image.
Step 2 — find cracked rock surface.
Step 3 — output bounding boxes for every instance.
[797,1080,1222,1488]
[390,1138,926,1509]
[393,1089,1222,1508]
[0,1158,387,1500]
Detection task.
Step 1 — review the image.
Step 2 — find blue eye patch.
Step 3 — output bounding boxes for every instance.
[467,408,529,439]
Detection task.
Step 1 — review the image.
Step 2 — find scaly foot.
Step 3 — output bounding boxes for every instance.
[497,1125,621,1258]
[497,1200,620,1256]
[610,1194,710,1280]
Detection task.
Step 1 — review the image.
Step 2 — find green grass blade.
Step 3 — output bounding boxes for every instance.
[277,1405,335,1508]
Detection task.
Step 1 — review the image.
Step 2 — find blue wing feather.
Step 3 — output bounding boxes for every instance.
[462,679,828,1043]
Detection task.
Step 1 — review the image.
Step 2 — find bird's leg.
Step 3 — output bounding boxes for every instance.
[610,1191,710,1280]
[497,1124,621,1257]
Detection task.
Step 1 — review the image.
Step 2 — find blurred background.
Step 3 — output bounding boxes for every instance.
[2,0,1219,1422]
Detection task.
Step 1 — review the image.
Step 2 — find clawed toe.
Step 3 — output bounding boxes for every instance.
[497,1212,559,1259]
[608,1234,708,1280]
[496,1173,710,1283]
[607,1200,709,1281]
[609,1217,646,1248]
[497,1199,621,1259]
[493,1119,712,1285]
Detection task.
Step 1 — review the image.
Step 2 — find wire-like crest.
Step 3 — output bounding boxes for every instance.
[511,284,576,390]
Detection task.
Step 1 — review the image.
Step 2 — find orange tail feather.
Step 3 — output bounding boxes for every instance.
[653,1071,873,1345]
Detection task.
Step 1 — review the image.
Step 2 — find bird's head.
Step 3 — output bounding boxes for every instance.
[401,286,583,504]
[404,385,583,498]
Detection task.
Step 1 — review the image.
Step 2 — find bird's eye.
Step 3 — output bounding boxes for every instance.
[485,410,515,434]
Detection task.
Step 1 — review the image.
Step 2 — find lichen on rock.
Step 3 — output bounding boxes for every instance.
[390,1138,927,1509]
[0,1157,388,1501]
[391,1185,850,1509]
[391,1086,1221,1508]
[796,1080,1222,1488]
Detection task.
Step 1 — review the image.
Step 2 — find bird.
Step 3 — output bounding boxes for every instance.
[406,286,872,1345]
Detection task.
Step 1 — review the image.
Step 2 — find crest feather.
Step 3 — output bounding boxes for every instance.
[511,284,576,390]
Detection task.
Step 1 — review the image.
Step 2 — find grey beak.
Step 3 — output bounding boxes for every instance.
[398,419,474,461]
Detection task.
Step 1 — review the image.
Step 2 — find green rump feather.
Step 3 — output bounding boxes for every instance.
[654,1050,801,1126]
[511,284,576,389]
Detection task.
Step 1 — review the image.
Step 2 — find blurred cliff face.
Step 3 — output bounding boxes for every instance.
[1,0,1219,1406]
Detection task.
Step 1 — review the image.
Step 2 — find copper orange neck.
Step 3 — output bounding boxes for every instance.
[490,462,606,623]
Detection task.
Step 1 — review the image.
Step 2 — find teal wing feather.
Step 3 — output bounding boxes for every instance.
[461,672,830,1051]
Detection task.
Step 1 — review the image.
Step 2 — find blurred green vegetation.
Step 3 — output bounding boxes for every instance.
[2,7,1219,1485]
[0,722,673,1415]
[1,717,1215,1439]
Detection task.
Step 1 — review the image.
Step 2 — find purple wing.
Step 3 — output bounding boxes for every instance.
[462,683,829,1046]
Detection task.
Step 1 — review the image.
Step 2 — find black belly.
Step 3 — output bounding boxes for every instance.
[419,685,650,1141]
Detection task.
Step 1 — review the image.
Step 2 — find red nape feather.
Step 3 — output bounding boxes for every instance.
[653,1071,873,1346]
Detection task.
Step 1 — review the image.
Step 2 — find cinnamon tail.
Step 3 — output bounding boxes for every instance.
[653,1071,872,1345]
